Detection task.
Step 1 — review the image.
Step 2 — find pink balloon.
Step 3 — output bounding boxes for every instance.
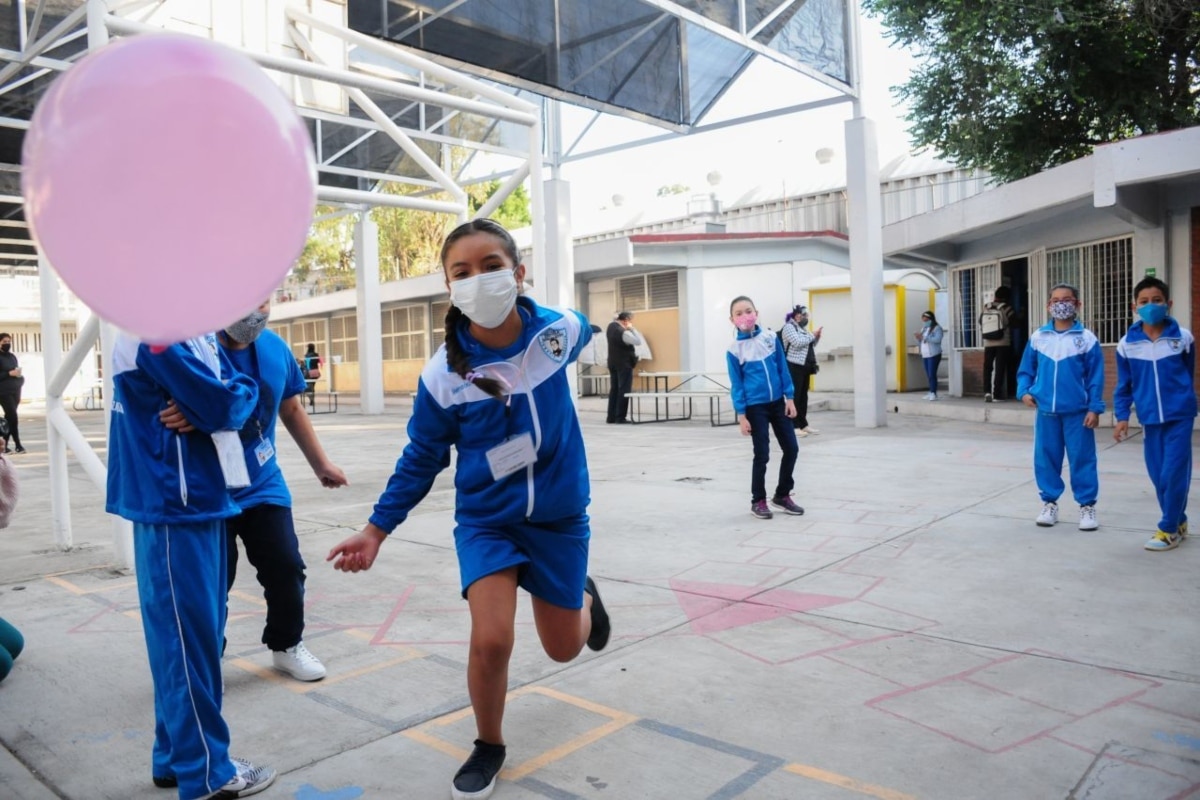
[22,34,316,344]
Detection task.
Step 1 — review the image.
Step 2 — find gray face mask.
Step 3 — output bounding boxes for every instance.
[225,310,269,344]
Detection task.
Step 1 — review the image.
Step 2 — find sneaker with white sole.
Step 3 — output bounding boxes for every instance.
[795,428,810,438]
[202,758,276,799]
[770,494,805,515]
[1078,505,1098,530]
[802,427,819,435]
[1035,501,1059,527]
[1144,529,1182,551]
[984,393,993,403]
[750,499,773,519]
[272,641,326,682]
[452,739,506,800]
[1180,520,1189,539]
[929,394,940,401]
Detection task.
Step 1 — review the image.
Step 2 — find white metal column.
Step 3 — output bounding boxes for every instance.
[39,260,71,548]
[845,117,887,428]
[354,213,384,415]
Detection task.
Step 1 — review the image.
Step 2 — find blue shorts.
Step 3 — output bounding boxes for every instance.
[454,514,590,609]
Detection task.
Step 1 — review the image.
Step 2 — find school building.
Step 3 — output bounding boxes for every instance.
[882,126,1200,399]
[264,151,988,397]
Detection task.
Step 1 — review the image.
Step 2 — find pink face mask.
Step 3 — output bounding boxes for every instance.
[734,312,758,332]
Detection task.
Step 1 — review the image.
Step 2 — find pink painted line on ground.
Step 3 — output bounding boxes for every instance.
[745,588,853,613]
[369,585,414,646]
[821,650,909,688]
[866,651,1026,707]
[1045,734,1098,756]
[1166,781,1200,800]
[1131,700,1200,724]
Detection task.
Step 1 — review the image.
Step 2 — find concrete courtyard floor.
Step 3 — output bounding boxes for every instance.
[0,393,1198,800]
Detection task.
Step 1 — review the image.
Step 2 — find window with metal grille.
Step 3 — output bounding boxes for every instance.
[290,319,328,360]
[431,301,450,349]
[11,331,40,353]
[1045,236,1133,345]
[617,271,678,312]
[381,304,426,361]
[61,331,77,352]
[330,314,357,363]
[950,262,1000,348]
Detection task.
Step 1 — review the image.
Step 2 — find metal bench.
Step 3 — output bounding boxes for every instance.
[305,385,339,414]
[625,390,737,427]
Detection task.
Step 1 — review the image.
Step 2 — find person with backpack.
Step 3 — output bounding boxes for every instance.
[780,305,822,435]
[980,286,1015,402]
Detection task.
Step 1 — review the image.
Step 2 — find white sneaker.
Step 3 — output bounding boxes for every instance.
[922,393,932,400]
[1036,502,1059,527]
[929,394,940,401]
[795,429,810,438]
[984,393,993,403]
[272,641,326,682]
[802,427,820,435]
[201,758,276,799]
[1078,505,1098,530]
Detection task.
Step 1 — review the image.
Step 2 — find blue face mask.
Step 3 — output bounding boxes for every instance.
[1137,303,1168,326]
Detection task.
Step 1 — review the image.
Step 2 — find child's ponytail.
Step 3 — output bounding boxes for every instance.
[444,304,506,399]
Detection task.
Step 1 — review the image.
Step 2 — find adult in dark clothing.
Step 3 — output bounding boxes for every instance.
[605,311,642,424]
[780,306,822,435]
[981,286,1016,402]
[0,333,24,454]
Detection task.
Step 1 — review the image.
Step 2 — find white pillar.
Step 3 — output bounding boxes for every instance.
[542,178,574,310]
[354,213,385,415]
[39,260,72,549]
[682,268,709,373]
[845,117,887,428]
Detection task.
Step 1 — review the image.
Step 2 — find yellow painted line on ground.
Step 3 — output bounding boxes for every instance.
[504,714,637,780]
[785,763,917,800]
[403,685,638,780]
[44,575,138,595]
[229,646,425,694]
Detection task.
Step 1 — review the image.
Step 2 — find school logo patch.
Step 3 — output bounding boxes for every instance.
[537,327,568,362]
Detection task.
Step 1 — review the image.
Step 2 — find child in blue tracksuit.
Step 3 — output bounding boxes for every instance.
[106,332,276,800]
[326,219,611,800]
[726,295,803,520]
[1113,276,1198,552]
[1016,283,1105,531]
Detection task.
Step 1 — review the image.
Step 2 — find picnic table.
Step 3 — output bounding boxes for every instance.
[626,371,736,426]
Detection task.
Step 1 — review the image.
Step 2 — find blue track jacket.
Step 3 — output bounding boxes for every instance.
[1114,318,1197,425]
[369,298,592,532]
[726,326,794,415]
[223,330,309,509]
[106,334,259,524]
[1016,320,1105,414]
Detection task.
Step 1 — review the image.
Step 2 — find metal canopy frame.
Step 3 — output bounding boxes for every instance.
[26,0,547,563]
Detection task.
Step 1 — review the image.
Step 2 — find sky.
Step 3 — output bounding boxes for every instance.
[554,12,922,215]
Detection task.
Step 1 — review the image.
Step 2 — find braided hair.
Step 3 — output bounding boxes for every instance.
[441,219,522,400]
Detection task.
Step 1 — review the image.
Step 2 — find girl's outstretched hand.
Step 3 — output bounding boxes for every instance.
[328,524,387,572]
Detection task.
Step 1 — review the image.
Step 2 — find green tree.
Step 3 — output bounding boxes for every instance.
[296,205,355,287]
[656,183,690,196]
[863,0,1200,181]
[467,180,533,231]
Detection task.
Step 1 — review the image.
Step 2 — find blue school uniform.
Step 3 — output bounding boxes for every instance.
[1114,318,1197,534]
[726,326,798,503]
[107,333,258,799]
[369,297,594,607]
[1016,320,1105,506]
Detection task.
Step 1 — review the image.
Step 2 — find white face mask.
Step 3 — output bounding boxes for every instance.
[450,270,519,329]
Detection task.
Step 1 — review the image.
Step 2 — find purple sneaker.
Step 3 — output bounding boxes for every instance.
[771,495,805,516]
[750,499,773,519]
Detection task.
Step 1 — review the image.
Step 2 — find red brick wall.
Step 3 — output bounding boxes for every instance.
[959,346,1121,400]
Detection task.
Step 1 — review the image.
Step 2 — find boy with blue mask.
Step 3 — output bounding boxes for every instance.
[1113,277,1197,551]
[1016,284,1104,530]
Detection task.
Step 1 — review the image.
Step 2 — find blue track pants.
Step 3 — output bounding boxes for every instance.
[1143,418,1194,534]
[1034,410,1098,506]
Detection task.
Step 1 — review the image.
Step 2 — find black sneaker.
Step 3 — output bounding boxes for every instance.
[585,576,611,652]
[152,775,177,789]
[12,446,24,454]
[452,739,506,800]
